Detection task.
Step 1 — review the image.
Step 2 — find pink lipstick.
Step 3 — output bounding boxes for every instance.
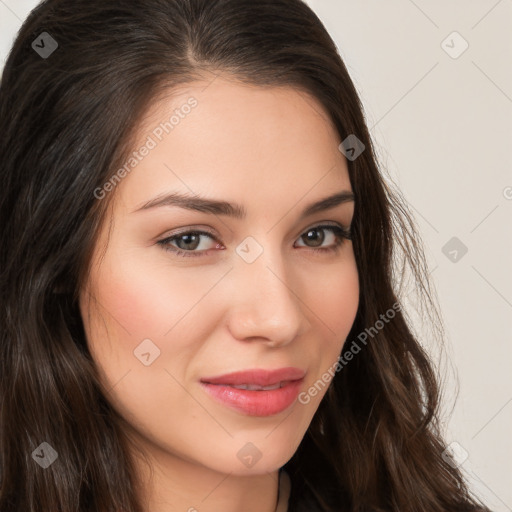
[200,367,305,416]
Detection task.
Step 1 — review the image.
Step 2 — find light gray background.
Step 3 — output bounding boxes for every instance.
[1,1,511,510]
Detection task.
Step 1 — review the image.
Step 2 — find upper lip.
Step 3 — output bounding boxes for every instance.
[200,367,305,386]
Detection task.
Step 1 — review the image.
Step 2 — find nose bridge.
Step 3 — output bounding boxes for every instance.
[226,235,305,343]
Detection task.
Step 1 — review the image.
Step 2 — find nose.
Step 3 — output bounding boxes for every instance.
[225,243,308,347]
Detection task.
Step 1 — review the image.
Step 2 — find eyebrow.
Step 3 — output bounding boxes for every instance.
[132,189,354,220]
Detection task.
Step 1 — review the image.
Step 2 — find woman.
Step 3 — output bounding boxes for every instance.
[0,1,491,511]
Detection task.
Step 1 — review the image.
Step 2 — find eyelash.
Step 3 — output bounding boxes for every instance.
[156,224,352,259]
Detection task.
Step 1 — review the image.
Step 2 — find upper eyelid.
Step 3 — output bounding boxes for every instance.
[163,220,347,236]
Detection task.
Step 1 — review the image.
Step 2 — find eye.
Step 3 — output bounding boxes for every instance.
[156,223,351,258]
[157,229,221,258]
[295,224,351,255]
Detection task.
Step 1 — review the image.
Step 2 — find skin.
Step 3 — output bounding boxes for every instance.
[80,73,359,512]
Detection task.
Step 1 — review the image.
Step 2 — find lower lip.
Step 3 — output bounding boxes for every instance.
[200,379,304,416]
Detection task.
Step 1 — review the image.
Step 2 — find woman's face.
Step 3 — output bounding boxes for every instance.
[80,75,359,478]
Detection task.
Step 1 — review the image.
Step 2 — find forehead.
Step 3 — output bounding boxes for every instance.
[113,75,351,214]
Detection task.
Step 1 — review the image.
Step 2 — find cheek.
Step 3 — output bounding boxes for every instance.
[91,246,223,340]
[303,255,359,388]
[309,254,359,342]
[80,252,216,432]
[81,248,226,391]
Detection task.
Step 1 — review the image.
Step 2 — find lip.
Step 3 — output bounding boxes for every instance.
[200,367,305,387]
[200,367,305,416]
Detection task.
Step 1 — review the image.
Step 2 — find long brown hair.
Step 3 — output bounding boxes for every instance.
[0,1,490,511]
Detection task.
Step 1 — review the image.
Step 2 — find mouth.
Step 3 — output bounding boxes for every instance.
[217,381,294,391]
[199,368,305,416]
